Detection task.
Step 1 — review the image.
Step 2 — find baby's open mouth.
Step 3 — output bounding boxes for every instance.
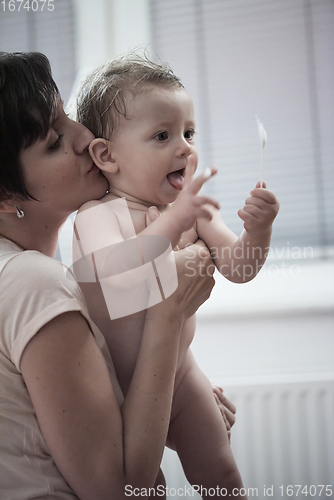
[167,168,185,190]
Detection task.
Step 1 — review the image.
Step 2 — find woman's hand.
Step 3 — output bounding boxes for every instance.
[146,207,215,321]
[212,386,236,442]
[172,240,215,319]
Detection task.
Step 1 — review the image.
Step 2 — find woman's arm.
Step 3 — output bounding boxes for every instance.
[21,243,214,500]
[121,244,215,488]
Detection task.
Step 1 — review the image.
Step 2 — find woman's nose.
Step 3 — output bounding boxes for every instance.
[73,120,95,154]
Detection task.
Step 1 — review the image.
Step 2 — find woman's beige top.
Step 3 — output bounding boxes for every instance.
[0,236,123,499]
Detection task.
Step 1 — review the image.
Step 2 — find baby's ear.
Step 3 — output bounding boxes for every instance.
[89,138,118,174]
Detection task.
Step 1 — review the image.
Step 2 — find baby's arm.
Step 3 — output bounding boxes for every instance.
[138,166,219,249]
[73,200,136,280]
[197,181,279,283]
[74,167,219,278]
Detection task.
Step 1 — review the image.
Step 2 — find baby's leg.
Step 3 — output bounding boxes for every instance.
[169,351,246,499]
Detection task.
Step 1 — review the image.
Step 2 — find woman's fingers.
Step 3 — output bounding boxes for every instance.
[174,242,215,316]
[145,206,161,226]
[214,393,230,428]
[212,386,237,415]
[212,386,236,443]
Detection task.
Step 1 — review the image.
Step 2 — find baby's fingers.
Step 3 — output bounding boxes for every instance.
[182,159,196,188]
[255,181,267,189]
[244,195,267,210]
[186,166,218,194]
[238,208,254,223]
[250,187,279,206]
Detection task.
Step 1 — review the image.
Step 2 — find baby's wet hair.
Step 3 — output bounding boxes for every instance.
[75,52,184,140]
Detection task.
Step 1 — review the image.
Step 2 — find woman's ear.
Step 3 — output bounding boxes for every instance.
[0,198,17,215]
[89,138,119,174]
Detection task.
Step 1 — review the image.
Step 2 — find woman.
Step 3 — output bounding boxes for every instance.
[0,52,233,500]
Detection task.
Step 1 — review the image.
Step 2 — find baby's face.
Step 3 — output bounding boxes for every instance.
[108,85,198,207]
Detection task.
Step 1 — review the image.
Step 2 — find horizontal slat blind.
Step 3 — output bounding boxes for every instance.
[0,0,75,103]
[150,0,334,250]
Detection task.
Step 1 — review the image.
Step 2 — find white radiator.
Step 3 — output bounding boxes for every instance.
[162,377,334,499]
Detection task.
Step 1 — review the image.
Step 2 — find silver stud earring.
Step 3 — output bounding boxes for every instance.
[14,205,25,219]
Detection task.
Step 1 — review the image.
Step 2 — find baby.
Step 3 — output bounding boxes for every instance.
[73,54,279,497]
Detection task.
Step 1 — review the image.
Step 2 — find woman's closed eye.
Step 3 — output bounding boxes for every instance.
[48,134,64,152]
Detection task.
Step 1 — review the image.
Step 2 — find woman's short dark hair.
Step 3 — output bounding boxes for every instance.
[0,52,60,201]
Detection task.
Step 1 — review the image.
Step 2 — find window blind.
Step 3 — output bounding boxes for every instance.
[0,0,75,103]
[150,0,334,252]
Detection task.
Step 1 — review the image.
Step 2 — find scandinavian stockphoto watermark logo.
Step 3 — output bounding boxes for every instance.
[58,199,178,320]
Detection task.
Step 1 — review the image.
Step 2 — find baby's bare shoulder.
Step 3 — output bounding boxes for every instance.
[77,198,105,214]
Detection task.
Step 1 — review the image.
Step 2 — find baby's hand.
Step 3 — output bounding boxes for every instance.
[170,166,220,233]
[238,181,279,239]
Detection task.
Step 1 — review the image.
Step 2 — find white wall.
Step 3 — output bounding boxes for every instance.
[72,0,151,90]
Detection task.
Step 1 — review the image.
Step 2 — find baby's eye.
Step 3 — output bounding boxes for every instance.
[48,134,63,152]
[184,129,195,140]
[155,131,168,142]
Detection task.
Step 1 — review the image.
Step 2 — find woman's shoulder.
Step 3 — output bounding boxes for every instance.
[0,246,89,369]
[4,247,75,284]
[0,245,83,313]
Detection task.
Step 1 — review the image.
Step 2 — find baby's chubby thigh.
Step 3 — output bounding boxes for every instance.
[168,350,234,488]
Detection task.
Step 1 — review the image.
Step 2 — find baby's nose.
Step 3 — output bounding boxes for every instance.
[177,138,192,157]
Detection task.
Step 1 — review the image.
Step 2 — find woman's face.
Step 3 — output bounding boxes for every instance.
[19,103,108,221]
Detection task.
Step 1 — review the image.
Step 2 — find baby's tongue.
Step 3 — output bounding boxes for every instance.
[167,171,184,190]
